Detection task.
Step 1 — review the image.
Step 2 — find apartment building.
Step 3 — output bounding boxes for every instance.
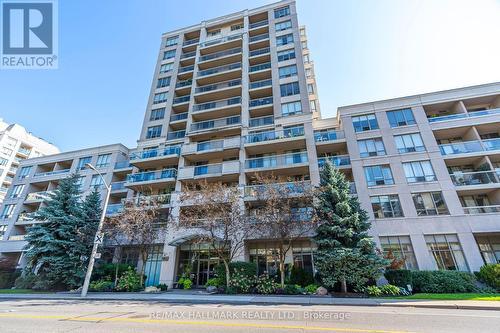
[0,119,59,203]
[0,0,498,288]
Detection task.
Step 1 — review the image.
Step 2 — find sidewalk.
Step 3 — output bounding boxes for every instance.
[0,291,499,311]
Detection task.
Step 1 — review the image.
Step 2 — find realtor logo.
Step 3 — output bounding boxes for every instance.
[1,0,58,69]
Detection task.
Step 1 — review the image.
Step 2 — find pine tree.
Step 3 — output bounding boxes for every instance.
[23,174,99,290]
[313,161,387,293]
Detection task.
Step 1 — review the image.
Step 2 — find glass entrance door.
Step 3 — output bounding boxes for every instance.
[196,259,218,287]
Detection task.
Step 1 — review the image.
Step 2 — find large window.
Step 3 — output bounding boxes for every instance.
[403,160,436,183]
[380,236,418,270]
[153,92,167,104]
[159,63,174,73]
[280,82,300,97]
[277,49,295,62]
[1,204,15,219]
[425,234,468,271]
[163,50,176,60]
[371,195,404,218]
[412,192,449,216]
[165,36,178,47]
[309,100,317,112]
[276,33,294,46]
[0,225,7,240]
[9,184,24,199]
[394,133,425,153]
[77,156,92,170]
[281,101,302,117]
[2,147,13,156]
[150,108,165,121]
[146,125,162,139]
[278,65,297,78]
[358,138,386,157]
[274,6,290,18]
[275,20,292,32]
[307,84,314,95]
[352,114,378,132]
[96,154,111,168]
[156,76,171,89]
[19,166,31,179]
[387,108,416,128]
[0,158,8,166]
[364,165,394,186]
[90,174,105,188]
[475,235,500,264]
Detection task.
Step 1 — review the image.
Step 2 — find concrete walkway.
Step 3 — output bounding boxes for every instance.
[1,291,499,311]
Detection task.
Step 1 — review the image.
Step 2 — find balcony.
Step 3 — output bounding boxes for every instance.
[249,33,269,44]
[194,79,241,99]
[249,47,270,58]
[318,155,351,168]
[173,95,190,105]
[129,145,181,168]
[33,169,70,178]
[126,169,177,189]
[449,170,500,187]
[17,212,38,223]
[25,190,54,202]
[249,79,272,90]
[3,176,14,183]
[244,180,311,198]
[114,161,132,170]
[439,138,500,156]
[180,51,196,59]
[178,160,240,181]
[175,79,192,89]
[106,203,124,216]
[183,38,199,46]
[182,137,240,158]
[249,19,268,30]
[178,65,194,73]
[428,108,500,123]
[170,112,188,122]
[245,152,308,172]
[17,147,32,156]
[110,181,127,192]
[167,130,186,141]
[314,130,345,143]
[198,47,242,67]
[249,96,273,109]
[199,33,242,50]
[249,62,271,73]
[463,205,500,214]
[189,115,241,135]
[124,194,172,207]
[198,62,241,77]
[249,115,274,128]
[8,235,26,241]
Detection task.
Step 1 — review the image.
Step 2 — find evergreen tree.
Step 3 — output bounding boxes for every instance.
[23,174,100,290]
[313,161,387,293]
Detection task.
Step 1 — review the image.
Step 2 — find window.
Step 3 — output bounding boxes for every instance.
[10,184,24,199]
[163,50,176,60]
[0,158,8,166]
[413,192,449,216]
[274,6,290,18]
[395,133,425,153]
[358,138,386,157]
[309,100,317,112]
[275,20,292,31]
[96,154,111,168]
[281,101,302,117]
[146,125,162,139]
[364,165,394,186]
[387,108,416,127]
[90,174,105,188]
[307,84,314,95]
[0,225,7,240]
[207,29,221,37]
[278,65,297,78]
[352,114,378,132]
[75,176,85,190]
[77,156,92,170]
[277,49,295,62]
[165,36,178,47]
[303,54,310,63]
[2,147,13,156]
[371,195,404,218]
[19,166,31,179]
[403,160,436,183]
[475,235,500,264]
[156,76,171,89]
[1,204,15,219]
[305,68,313,78]
[380,236,418,270]
[301,40,307,49]
[150,108,165,121]
[276,33,293,46]
[153,92,167,104]
[159,63,173,73]
[280,82,300,97]
[425,234,468,271]
[231,23,243,31]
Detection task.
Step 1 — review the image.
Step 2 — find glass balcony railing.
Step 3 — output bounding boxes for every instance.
[170,112,188,122]
[244,181,311,197]
[173,95,190,105]
[183,38,199,46]
[190,115,241,132]
[428,108,500,123]
[318,155,351,168]
[195,79,241,94]
[246,152,308,169]
[4,176,14,183]
[483,138,500,151]
[17,212,38,222]
[439,138,500,155]
[200,33,242,48]
[18,147,32,156]
[249,79,272,90]
[314,130,345,142]
[249,62,271,72]
[245,126,304,143]
[180,51,196,59]
[114,161,131,169]
[167,130,185,140]
[463,205,500,214]
[249,115,274,128]
[249,33,269,43]
[449,170,500,186]
[130,145,181,160]
[249,19,268,29]
[194,163,223,176]
[34,169,70,178]
[8,235,26,241]
[26,190,54,201]
[193,97,241,112]
[178,65,194,73]
[110,181,126,191]
[198,62,241,77]
[199,47,241,62]
[197,140,224,152]
[249,96,273,108]
[106,203,124,216]
[175,79,192,88]
[249,47,270,57]
[124,194,172,207]
[127,168,177,183]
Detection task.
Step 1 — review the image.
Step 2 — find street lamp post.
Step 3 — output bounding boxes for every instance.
[81,163,112,297]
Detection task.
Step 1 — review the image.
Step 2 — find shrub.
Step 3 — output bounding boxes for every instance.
[215,262,257,286]
[411,270,477,293]
[384,269,412,288]
[256,274,278,294]
[477,264,500,290]
[305,284,319,294]
[289,266,314,287]
[92,263,132,282]
[182,279,192,290]
[205,278,220,288]
[284,284,301,295]
[229,269,256,293]
[14,273,38,289]
[157,283,168,291]
[89,279,114,292]
[116,268,143,292]
[0,270,21,289]
[366,286,382,297]
[379,284,400,296]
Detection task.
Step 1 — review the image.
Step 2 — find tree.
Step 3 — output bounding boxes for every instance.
[251,174,317,287]
[23,174,96,290]
[104,197,165,286]
[313,161,388,293]
[177,181,251,287]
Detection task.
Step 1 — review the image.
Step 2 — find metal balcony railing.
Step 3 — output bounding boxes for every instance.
[167,130,185,140]
[318,155,351,168]
[180,51,196,59]
[183,38,199,46]
[249,33,269,43]
[249,47,270,57]
[428,108,500,123]
[249,96,273,108]
[173,95,190,105]
[314,130,345,142]
[439,138,500,155]
[249,19,268,29]
[110,181,126,191]
[170,112,188,122]
[106,203,124,216]
[449,170,500,186]
[130,145,181,160]
[127,168,177,183]
[200,33,242,48]
[198,62,241,77]
[249,79,272,90]
[34,169,70,178]
[195,79,241,94]
[463,205,500,214]
[17,212,38,222]
[199,47,241,62]
[124,194,172,206]
[245,152,308,169]
[193,97,241,112]
[176,79,192,88]
[178,65,194,73]
[249,62,271,72]
[245,126,304,143]
[190,115,240,132]
[244,181,311,197]
[249,115,274,128]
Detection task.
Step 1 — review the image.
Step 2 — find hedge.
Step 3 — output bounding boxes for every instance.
[477,264,500,290]
[215,261,257,286]
[411,270,477,293]
[384,269,412,288]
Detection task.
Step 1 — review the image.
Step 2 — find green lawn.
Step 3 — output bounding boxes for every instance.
[396,293,500,301]
[0,289,52,294]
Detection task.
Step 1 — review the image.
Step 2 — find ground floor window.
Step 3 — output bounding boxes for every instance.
[475,235,500,264]
[425,234,468,271]
[144,245,163,287]
[177,242,226,288]
[120,247,139,267]
[379,235,418,270]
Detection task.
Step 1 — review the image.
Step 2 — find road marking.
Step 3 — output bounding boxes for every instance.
[0,313,413,333]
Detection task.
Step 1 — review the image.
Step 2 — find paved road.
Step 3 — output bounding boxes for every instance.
[0,299,499,333]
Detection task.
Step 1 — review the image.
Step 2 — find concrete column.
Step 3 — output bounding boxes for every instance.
[159,244,178,288]
[410,234,435,270]
[458,232,484,272]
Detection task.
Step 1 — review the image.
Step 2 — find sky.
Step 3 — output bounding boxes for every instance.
[0,0,499,152]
